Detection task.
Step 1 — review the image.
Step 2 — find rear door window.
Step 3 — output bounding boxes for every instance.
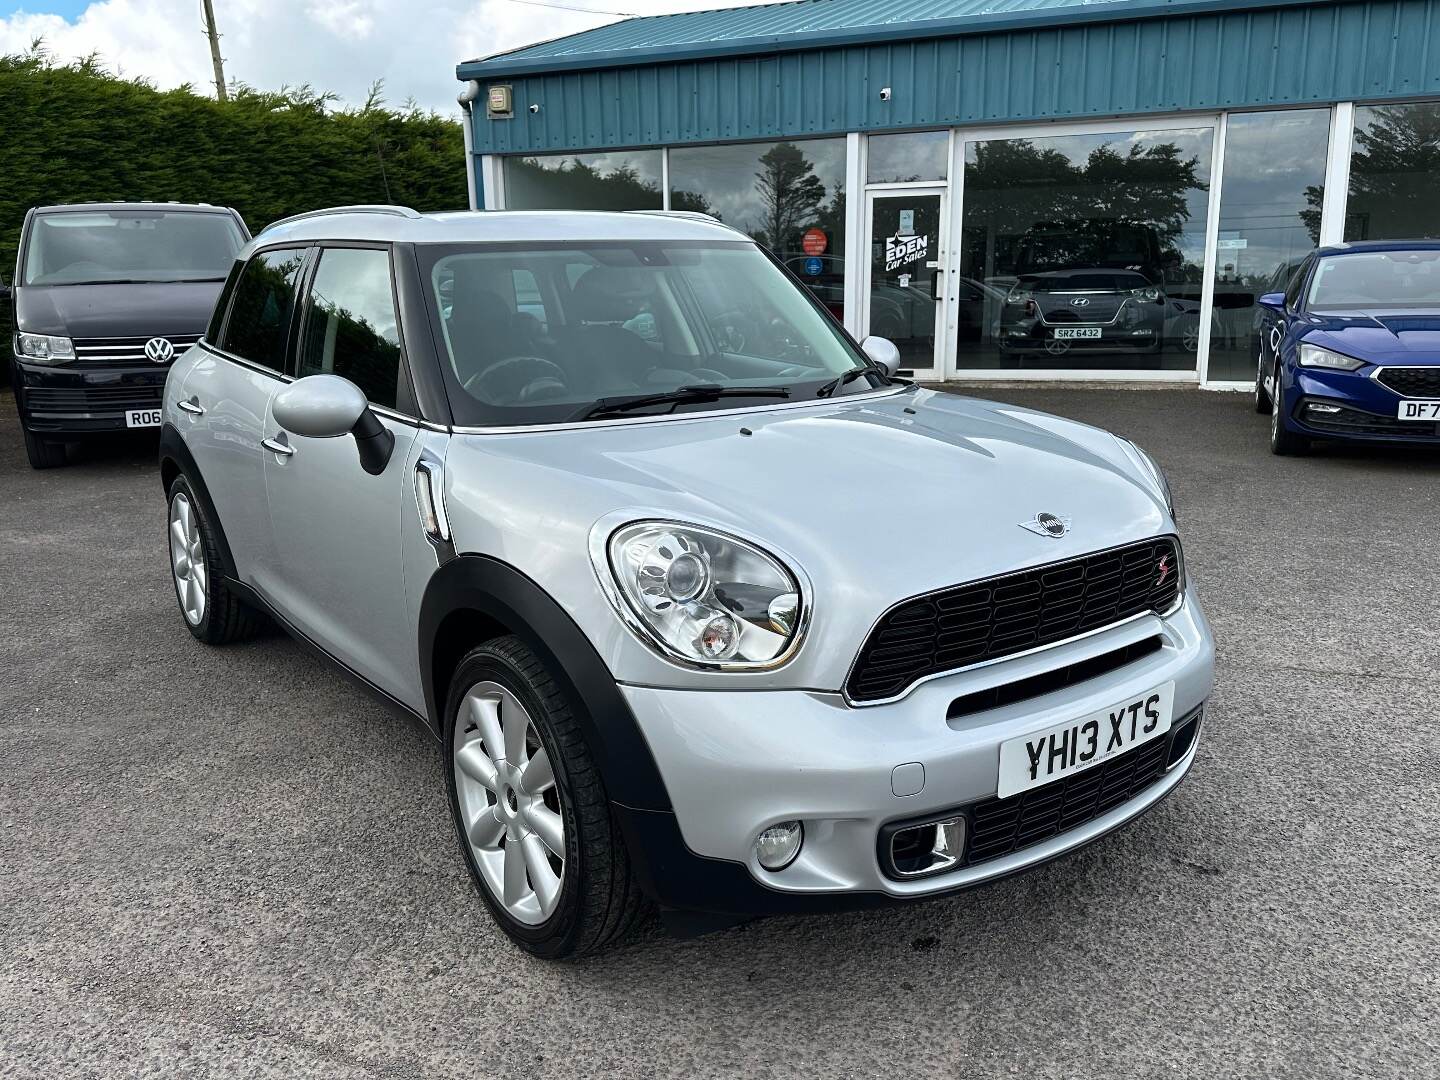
[296,247,403,409]
[220,247,307,372]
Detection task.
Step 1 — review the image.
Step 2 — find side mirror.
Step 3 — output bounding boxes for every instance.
[272,374,395,476]
[860,335,901,378]
[1257,292,1287,313]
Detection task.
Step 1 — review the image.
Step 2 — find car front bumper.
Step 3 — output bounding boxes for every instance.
[617,585,1214,913]
[1286,366,1440,442]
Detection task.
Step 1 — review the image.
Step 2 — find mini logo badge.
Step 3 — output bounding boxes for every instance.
[144,337,175,364]
[1069,297,1090,307]
[1020,512,1071,538]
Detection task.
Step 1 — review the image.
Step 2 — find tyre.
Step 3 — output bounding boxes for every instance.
[1254,341,1272,414]
[444,635,647,958]
[166,476,265,644]
[1269,360,1309,456]
[22,426,67,469]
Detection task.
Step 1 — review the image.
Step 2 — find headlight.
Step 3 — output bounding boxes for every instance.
[1298,343,1365,371]
[1119,438,1177,521]
[15,332,76,364]
[1130,286,1162,302]
[600,521,806,668]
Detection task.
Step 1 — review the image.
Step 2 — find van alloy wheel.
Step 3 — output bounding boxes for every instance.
[453,680,565,925]
[168,491,208,626]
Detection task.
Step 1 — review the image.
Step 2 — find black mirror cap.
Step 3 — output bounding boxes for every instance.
[351,408,395,476]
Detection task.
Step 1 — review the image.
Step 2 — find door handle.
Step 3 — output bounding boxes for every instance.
[261,435,295,457]
[177,397,204,415]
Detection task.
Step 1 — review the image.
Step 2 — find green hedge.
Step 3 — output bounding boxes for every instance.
[0,50,468,364]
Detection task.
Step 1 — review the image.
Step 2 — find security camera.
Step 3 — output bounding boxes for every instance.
[528,103,542,114]
[879,87,892,102]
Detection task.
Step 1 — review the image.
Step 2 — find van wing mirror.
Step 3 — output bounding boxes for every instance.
[272,374,395,476]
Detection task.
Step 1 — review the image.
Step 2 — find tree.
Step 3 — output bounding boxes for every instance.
[753,142,825,253]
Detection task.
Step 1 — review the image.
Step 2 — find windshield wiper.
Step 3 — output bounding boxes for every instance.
[573,383,791,421]
[817,367,882,398]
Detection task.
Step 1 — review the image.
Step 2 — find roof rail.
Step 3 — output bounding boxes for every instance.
[262,204,423,232]
[626,210,722,225]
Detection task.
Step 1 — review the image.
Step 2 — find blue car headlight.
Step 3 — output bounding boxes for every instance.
[1298,343,1365,371]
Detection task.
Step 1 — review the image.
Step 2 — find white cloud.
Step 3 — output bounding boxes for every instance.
[0,0,749,113]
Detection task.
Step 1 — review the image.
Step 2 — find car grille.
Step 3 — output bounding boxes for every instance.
[846,537,1183,703]
[1376,367,1440,398]
[69,334,202,369]
[24,384,164,413]
[963,706,1202,867]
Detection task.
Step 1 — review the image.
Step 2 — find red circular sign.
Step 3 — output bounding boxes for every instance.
[801,228,828,256]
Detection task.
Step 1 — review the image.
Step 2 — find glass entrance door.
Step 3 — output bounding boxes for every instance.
[865,190,946,375]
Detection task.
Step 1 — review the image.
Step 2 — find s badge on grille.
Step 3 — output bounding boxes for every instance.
[1156,554,1173,587]
[144,337,175,364]
[1019,512,1070,538]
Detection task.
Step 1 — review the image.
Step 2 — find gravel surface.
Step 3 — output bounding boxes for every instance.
[2,385,1436,1078]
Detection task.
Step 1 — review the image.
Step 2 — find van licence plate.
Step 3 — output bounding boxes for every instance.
[125,408,163,428]
[996,683,1175,799]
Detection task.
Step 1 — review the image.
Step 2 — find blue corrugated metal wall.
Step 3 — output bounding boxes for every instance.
[470,0,1440,156]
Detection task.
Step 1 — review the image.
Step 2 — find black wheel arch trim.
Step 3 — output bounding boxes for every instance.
[158,423,239,579]
[419,553,673,812]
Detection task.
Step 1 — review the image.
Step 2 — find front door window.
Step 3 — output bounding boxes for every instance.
[867,193,944,373]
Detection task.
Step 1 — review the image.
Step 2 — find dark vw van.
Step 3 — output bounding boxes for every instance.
[5,203,249,468]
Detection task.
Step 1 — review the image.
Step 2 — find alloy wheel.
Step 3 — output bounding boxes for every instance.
[168,492,207,626]
[1271,361,1284,442]
[453,680,565,925]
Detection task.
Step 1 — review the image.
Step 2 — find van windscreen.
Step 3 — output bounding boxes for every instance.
[23,210,244,286]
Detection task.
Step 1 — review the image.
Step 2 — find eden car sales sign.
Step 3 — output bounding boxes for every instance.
[886,232,928,272]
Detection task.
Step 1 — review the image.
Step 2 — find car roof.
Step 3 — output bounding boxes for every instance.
[1315,239,1440,256]
[30,201,237,215]
[251,206,748,249]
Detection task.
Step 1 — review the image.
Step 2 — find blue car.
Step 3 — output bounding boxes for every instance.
[1254,240,1440,455]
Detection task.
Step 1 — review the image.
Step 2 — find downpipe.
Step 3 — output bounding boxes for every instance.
[458,80,482,212]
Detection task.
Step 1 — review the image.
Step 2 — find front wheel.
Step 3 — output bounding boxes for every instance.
[444,635,648,958]
[1254,342,1272,414]
[1269,360,1309,456]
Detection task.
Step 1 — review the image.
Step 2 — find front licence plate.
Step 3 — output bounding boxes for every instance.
[997,682,1175,799]
[1054,327,1102,340]
[125,408,162,428]
[1397,399,1440,421]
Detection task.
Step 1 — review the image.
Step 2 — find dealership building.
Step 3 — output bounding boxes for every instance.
[456,0,1440,387]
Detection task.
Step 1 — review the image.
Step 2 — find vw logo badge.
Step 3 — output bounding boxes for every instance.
[1019,512,1071,538]
[1069,297,1090,307]
[144,337,175,364]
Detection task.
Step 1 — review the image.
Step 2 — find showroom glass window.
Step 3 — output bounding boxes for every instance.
[1345,102,1440,241]
[956,126,1213,372]
[220,247,306,372]
[297,247,403,408]
[1208,109,1330,381]
[668,138,847,318]
[867,131,949,184]
[503,149,663,211]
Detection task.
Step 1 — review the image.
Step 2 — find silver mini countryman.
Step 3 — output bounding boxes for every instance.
[160,206,1214,957]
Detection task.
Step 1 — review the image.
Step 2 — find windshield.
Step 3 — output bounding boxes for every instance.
[421,240,879,426]
[1308,249,1440,309]
[22,210,245,286]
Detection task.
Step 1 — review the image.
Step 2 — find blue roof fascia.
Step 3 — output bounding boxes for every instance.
[456,0,1333,80]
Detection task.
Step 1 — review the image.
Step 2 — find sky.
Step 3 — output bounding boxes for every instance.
[0,0,751,114]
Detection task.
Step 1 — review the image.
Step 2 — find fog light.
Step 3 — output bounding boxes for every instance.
[755,820,803,871]
[1306,402,1343,414]
[886,815,966,878]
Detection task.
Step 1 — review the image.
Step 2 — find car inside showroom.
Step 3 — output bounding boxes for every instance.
[456,0,1440,386]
